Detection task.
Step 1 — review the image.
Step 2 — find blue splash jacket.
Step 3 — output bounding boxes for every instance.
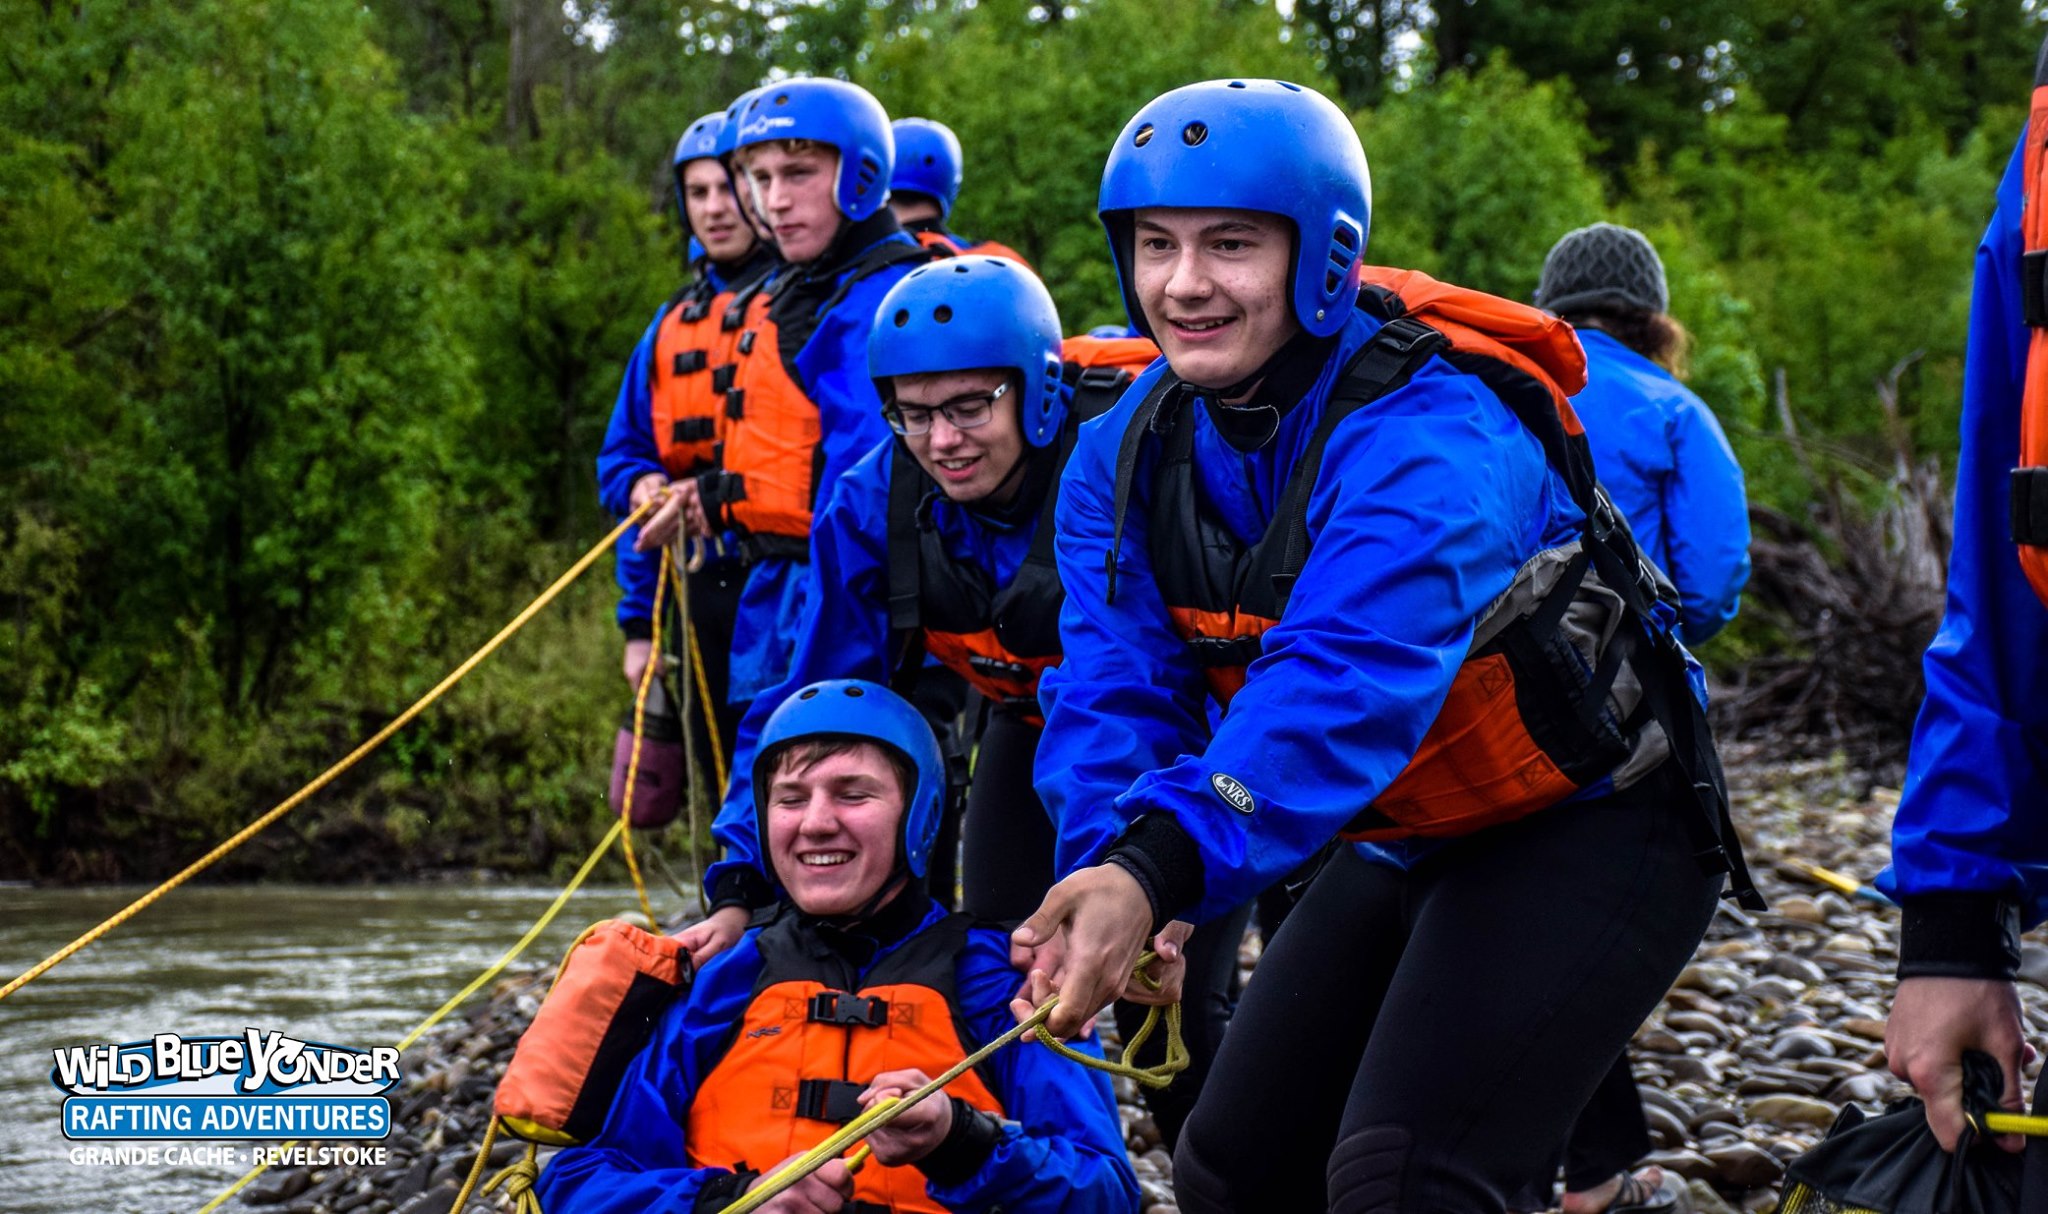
[1882,133,2048,967]
[1573,329,1751,642]
[531,897,1138,1213]
[724,232,921,705]
[704,438,1040,906]
[1036,308,1586,925]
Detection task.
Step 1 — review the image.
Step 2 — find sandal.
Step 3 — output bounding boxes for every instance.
[1605,1167,1685,1214]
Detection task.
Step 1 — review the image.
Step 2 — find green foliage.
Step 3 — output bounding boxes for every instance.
[1359,55,1605,300]
[2,0,2040,877]
[857,0,1333,329]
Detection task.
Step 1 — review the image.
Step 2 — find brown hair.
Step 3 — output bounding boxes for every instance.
[765,737,915,805]
[733,137,834,168]
[1565,307,1694,380]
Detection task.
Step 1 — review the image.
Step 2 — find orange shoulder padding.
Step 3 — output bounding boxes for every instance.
[1060,334,1160,375]
[1361,265,1590,435]
[494,921,692,1145]
[923,627,1059,712]
[966,238,1033,270]
[2019,81,2048,603]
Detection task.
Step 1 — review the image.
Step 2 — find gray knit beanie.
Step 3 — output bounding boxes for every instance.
[1534,222,1668,316]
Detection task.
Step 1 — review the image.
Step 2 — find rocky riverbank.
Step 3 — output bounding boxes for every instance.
[235,758,2048,1214]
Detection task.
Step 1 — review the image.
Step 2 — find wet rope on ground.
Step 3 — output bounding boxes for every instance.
[196,818,629,1213]
[0,499,659,1006]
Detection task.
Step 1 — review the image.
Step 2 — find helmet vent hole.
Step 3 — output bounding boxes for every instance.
[1182,122,1208,146]
[1227,80,1246,88]
[933,305,954,324]
[1325,269,1342,294]
[1133,123,1155,147]
[773,93,789,106]
[953,264,970,273]
[799,688,819,699]
[1278,81,1302,92]
[844,686,865,697]
[1332,224,1359,251]
[893,308,910,327]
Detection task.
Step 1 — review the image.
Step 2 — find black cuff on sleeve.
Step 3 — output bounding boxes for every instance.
[1898,892,2023,980]
[691,1168,757,1213]
[709,866,777,914]
[620,617,654,641]
[1104,812,1206,929]
[914,1098,1004,1187]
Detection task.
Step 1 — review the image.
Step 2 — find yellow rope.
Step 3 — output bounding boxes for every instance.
[1981,1111,2048,1136]
[197,820,627,1212]
[449,1116,502,1213]
[482,1142,544,1214]
[664,546,713,916]
[716,952,1185,1214]
[0,500,658,1006]
[614,544,673,930]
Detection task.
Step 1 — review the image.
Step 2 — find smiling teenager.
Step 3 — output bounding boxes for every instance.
[593,109,779,804]
[533,680,1139,1214]
[661,80,944,932]
[1011,79,1757,1213]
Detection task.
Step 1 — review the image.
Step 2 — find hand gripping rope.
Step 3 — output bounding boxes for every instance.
[715,954,1189,1214]
[0,497,665,1006]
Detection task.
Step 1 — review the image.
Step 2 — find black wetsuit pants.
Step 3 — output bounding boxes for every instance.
[959,706,1248,1153]
[1174,766,1721,1214]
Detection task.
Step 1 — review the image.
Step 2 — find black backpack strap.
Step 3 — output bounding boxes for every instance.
[886,444,933,694]
[817,239,945,318]
[1105,376,1183,605]
[1250,318,1448,614]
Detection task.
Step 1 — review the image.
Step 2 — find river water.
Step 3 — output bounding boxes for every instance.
[0,883,660,1214]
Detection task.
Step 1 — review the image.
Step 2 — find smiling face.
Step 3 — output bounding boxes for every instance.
[891,368,1026,505]
[681,158,755,265]
[764,741,909,917]
[1130,207,1300,396]
[740,142,844,264]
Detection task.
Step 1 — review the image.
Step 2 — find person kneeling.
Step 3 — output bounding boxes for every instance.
[535,679,1139,1214]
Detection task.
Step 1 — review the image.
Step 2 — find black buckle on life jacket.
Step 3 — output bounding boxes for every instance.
[1076,365,1131,394]
[712,364,736,394]
[2013,467,2048,545]
[807,990,889,1028]
[671,418,715,443]
[967,654,1032,683]
[2024,249,2048,328]
[795,1078,867,1123]
[721,303,749,332]
[680,300,712,323]
[1183,634,1264,668]
[737,330,758,354]
[725,388,746,420]
[672,349,709,375]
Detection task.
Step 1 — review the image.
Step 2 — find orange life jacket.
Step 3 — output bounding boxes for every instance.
[687,912,1005,1213]
[1107,268,1761,904]
[2015,50,2048,606]
[885,336,1161,716]
[908,225,1033,271]
[704,243,937,561]
[650,258,776,478]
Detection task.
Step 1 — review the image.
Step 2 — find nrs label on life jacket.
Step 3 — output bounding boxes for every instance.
[1211,773,1255,814]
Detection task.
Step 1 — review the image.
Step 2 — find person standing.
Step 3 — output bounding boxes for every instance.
[1012,78,1755,1213]
[1535,222,1750,643]
[1882,124,2048,1163]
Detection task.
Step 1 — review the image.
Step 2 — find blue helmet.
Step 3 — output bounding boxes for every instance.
[751,680,946,881]
[868,255,1068,447]
[733,78,894,222]
[671,110,728,234]
[890,118,963,217]
[1098,79,1371,339]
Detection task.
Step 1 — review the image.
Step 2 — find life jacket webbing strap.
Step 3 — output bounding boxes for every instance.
[1105,380,1181,605]
[795,1078,868,1123]
[2013,469,2048,544]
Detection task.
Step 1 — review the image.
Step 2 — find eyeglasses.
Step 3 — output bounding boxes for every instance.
[884,382,1009,437]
